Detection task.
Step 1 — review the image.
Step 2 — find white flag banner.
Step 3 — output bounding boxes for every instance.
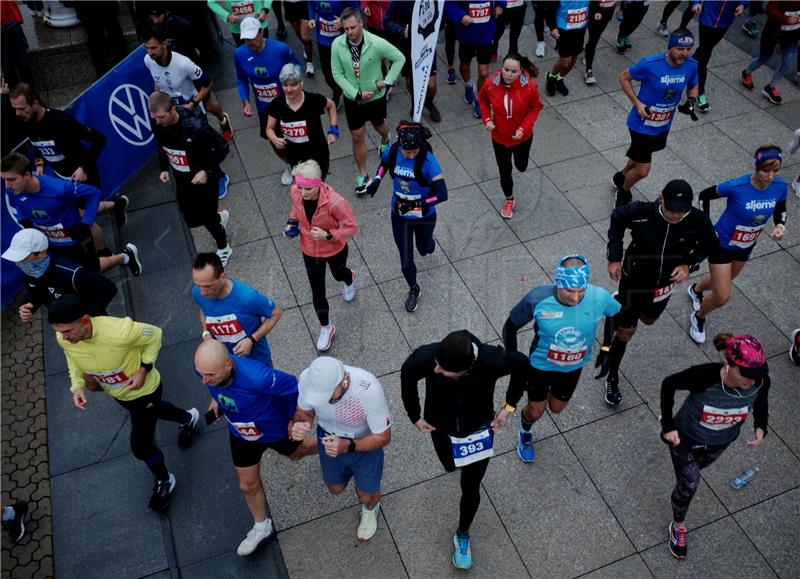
[411,0,445,122]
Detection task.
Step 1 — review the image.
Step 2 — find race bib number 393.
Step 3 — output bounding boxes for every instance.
[450,426,494,467]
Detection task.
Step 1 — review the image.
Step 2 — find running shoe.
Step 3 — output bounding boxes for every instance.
[472,99,481,119]
[220,112,234,141]
[452,533,473,570]
[281,165,293,186]
[555,77,569,96]
[405,284,421,313]
[219,172,229,199]
[219,209,230,232]
[276,26,288,41]
[517,428,535,463]
[790,329,800,366]
[668,521,688,559]
[427,101,442,123]
[4,501,27,543]
[113,194,129,227]
[656,21,669,37]
[447,67,457,85]
[614,187,632,208]
[305,61,315,77]
[740,69,754,90]
[317,323,335,351]
[742,19,759,38]
[584,69,596,85]
[697,93,710,113]
[148,472,176,512]
[545,72,557,97]
[616,36,631,53]
[216,245,233,267]
[355,175,370,195]
[793,179,800,199]
[612,171,625,191]
[237,520,274,556]
[604,376,622,406]
[357,504,379,541]
[123,243,142,276]
[689,312,706,344]
[501,198,515,219]
[464,84,475,105]
[762,85,782,105]
[535,41,545,58]
[177,408,199,450]
[687,283,704,312]
[343,271,356,302]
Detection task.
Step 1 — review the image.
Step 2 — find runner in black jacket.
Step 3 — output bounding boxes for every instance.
[597,179,717,405]
[660,332,769,560]
[400,329,528,570]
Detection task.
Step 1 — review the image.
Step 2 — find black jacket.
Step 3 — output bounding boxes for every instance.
[152,107,229,181]
[25,254,117,315]
[607,201,718,288]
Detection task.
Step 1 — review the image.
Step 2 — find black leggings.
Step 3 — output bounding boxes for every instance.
[318,43,340,96]
[694,24,729,93]
[585,8,614,69]
[668,437,728,523]
[303,245,353,326]
[532,2,547,42]
[493,3,526,56]
[618,1,649,40]
[116,383,190,481]
[272,0,285,28]
[445,19,457,67]
[492,137,532,198]
[660,1,694,28]
[431,429,491,535]
[391,210,436,288]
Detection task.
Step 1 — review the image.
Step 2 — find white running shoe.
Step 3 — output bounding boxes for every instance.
[689,312,706,344]
[343,272,356,302]
[535,41,545,58]
[793,179,800,199]
[357,504,379,541]
[281,165,293,186]
[216,245,233,267]
[237,520,273,556]
[219,209,230,232]
[305,61,315,77]
[317,324,335,351]
[686,283,703,312]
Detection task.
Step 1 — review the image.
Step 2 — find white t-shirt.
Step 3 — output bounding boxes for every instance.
[298,366,391,439]
[144,51,204,103]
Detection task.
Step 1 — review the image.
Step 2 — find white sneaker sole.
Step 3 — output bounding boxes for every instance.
[689,313,706,344]
[686,283,702,312]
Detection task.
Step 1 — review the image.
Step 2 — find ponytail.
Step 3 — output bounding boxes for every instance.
[712,332,734,353]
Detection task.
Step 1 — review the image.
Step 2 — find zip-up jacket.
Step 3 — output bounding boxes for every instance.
[330,28,405,102]
[445,1,506,45]
[764,0,800,36]
[153,107,228,182]
[289,181,358,258]
[25,254,117,314]
[478,69,543,148]
[690,0,749,29]
[607,201,718,288]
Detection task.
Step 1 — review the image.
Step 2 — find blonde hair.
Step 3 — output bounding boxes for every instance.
[292,159,322,181]
[148,91,173,113]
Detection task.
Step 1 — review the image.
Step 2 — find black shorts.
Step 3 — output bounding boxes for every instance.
[343,95,388,131]
[229,432,301,468]
[176,178,219,228]
[708,243,754,265]
[283,0,309,22]
[49,224,100,271]
[527,366,583,403]
[458,42,493,65]
[616,272,671,328]
[626,128,669,164]
[556,27,587,58]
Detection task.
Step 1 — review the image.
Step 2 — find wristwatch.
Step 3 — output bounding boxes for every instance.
[348,440,356,453]
[325,230,333,241]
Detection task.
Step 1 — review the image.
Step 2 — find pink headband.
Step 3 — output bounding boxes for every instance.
[295,176,321,188]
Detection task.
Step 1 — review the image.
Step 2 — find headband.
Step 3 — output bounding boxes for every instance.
[397,125,424,150]
[555,255,590,289]
[668,32,694,48]
[295,176,322,188]
[754,147,782,167]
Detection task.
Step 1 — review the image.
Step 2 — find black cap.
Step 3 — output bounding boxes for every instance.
[397,126,423,150]
[47,295,87,324]
[662,179,693,212]
[435,330,476,373]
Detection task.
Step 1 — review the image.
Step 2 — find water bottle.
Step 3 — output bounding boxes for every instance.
[730,467,759,489]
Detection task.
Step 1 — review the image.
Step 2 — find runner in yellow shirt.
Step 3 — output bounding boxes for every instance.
[48,295,199,512]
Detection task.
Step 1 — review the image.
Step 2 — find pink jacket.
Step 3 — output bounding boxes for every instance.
[289,182,358,258]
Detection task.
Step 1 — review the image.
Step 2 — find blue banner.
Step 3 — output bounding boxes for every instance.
[2,46,156,307]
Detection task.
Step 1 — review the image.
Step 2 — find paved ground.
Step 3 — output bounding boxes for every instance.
[4,5,800,579]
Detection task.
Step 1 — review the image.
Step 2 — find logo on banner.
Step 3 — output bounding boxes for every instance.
[108,84,154,146]
[416,0,439,38]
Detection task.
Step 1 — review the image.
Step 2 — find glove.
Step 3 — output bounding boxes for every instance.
[677,97,698,121]
[365,176,381,197]
[396,198,421,215]
[594,346,612,379]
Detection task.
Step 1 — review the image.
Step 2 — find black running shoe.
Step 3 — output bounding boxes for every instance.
[148,473,176,512]
[114,194,129,227]
[669,521,687,559]
[4,501,28,543]
[614,188,633,208]
[545,73,557,97]
[177,408,199,450]
[612,171,625,191]
[605,376,622,406]
[427,102,442,123]
[123,243,142,276]
[555,77,569,96]
[405,284,421,313]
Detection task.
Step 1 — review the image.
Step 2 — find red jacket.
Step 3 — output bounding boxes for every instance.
[478,70,544,148]
[765,0,800,35]
[1,1,23,27]
[361,0,390,30]
[289,182,358,258]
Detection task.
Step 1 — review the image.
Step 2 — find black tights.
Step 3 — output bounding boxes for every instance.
[668,437,728,522]
[492,137,532,198]
[532,2,547,42]
[445,19,457,67]
[694,24,729,93]
[660,1,694,28]
[493,3,526,56]
[585,8,614,69]
[618,1,649,40]
[303,245,353,326]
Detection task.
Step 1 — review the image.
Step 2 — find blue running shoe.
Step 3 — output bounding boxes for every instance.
[452,533,472,570]
[472,99,481,119]
[464,84,474,105]
[517,428,535,463]
[218,172,229,199]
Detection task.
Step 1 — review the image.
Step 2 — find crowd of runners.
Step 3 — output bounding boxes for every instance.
[2,0,799,569]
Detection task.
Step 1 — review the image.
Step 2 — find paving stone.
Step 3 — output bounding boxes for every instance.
[191,180,271,249]
[581,554,654,579]
[128,263,198,347]
[733,251,800,337]
[123,202,194,274]
[441,123,506,184]
[236,124,290,181]
[530,107,595,167]
[221,237,297,309]
[557,93,631,151]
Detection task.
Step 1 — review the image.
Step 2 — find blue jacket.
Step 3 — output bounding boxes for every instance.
[691,0,748,29]
[445,1,506,45]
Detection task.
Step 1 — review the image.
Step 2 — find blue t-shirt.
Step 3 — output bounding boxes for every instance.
[627,53,698,136]
[382,145,443,220]
[555,1,590,31]
[234,39,301,114]
[8,175,101,247]
[192,278,277,367]
[509,284,621,372]
[207,356,298,443]
[714,174,788,251]
[308,0,359,46]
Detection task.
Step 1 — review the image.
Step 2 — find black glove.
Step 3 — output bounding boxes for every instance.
[396,198,421,215]
[677,97,698,121]
[594,346,612,379]
[365,176,381,197]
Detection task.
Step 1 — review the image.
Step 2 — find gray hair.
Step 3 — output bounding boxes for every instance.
[279,63,303,85]
[292,159,322,181]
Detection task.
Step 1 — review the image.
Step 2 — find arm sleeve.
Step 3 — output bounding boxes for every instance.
[445,1,468,23]
[752,376,769,435]
[660,366,713,432]
[698,184,720,214]
[287,44,302,67]
[307,0,318,21]
[604,291,622,317]
[124,320,163,364]
[773,199,787,226]
[766,1,791,25]
[628,59,648,82]
[687,213,719,268]
[425,177,448,206]
[477,79,492,124]
[64,349,87,392]
[508,293,535,329]
[329,195,359,240]
[503,350,530,408]
[545,1,558,31]
[73,267,118,316]
[400,349,429,423]
[253,290,276,319]
[234,51,251,103]
[193,124,229,171]
[502,317,523,353]
[383,1,406,37]
[153,125,169,172]
[72,182,102,225]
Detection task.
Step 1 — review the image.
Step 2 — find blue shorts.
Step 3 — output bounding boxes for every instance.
[317,427,384,493]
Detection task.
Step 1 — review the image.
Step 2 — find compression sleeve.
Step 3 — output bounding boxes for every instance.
[698,184,720,214]
[752,376,769,435]
[773,199,787,226]
[424,178,448,206]
[502,317,522,353]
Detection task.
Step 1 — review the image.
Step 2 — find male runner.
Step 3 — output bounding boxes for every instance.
[544,1,590,97]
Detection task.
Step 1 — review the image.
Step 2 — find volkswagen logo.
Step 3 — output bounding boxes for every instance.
[108,83,154,146]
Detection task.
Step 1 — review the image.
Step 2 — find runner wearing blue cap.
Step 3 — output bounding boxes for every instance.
[498,255,620,462]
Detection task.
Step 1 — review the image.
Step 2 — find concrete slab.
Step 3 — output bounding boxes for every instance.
[733,251,800,337]
[581,554,654,579]
[713,109,798,168]
[667,123,752,185]
[531,107,595,167]
[128,263,198,347]
[121,155,176,211]
[250,173,294,236]
[180,548,287,579]
[556,93,630,151]
[542,152,619,193]
[764,98,800,130]
[441,123,506,184]
[124,202,194,274]
[191,180,271,250]
[221,141,250,186]
[712,59,800,110]
[215,86,260,131]
[236,124,291,181]
[221,237,297,310]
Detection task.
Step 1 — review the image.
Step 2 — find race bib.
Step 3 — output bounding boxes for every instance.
[565,7,588,29]
[205,313,247,343]
[319,17,340,37]
[30,139,65,163]
[468,2,491,24]
[88,368,129,389]
[546,346,587,366]
[232,1,255,16]
[506,0,523,8]
[38,222,72,244]
[781,10,800,31]
[280,120,310,143]
[395,192,423,219]
[599,0,617,7]
[653,282,676,303]
[729,224,764,249]
[163,146,190,173]
[450,426,494,467]
[231,421,263,441]
[699,404,749,431]
[253,82,279,103]
[643,105,675,128]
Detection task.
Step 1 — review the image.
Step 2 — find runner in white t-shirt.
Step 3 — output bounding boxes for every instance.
[290,357,391,542]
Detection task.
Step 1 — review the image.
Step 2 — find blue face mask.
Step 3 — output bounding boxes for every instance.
[17,255,50,278]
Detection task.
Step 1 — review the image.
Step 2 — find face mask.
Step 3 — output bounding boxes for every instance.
[17,255,50,278]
